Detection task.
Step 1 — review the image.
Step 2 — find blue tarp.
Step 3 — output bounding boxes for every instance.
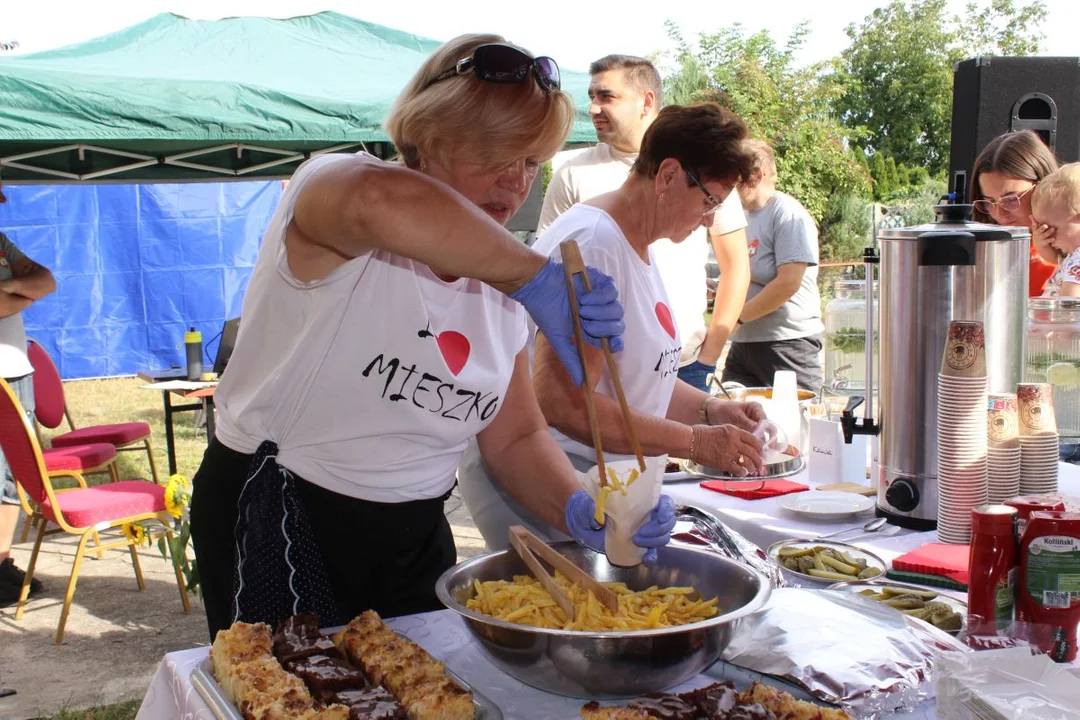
[2,181,282,379]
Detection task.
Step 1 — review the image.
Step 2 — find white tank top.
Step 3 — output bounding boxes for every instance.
[214,153,528,502]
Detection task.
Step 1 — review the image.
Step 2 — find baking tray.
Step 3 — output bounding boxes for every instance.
[192,654,504,719]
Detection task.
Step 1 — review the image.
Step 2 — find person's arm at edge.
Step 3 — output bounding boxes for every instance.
[477,349,582,533]
[697,227,749,364]
[290,157,545,294]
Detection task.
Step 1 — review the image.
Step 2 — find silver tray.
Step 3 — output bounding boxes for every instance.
[192,652,503,719]
[766,539,887,587]
[682,449,806,481]
[826,579,967,636]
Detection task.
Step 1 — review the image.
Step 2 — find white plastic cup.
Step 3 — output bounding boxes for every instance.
[771,370,802,451]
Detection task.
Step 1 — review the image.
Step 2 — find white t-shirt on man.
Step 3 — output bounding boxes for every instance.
[531,204,681,465]
[215,153,528,503]
[538,143,747,366]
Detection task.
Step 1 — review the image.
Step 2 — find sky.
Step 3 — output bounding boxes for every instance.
[1,0,1077,73]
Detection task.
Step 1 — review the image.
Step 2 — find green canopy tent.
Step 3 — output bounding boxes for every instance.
[0,12,597,184]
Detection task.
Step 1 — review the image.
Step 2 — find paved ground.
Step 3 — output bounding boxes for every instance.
[0,488,487,719]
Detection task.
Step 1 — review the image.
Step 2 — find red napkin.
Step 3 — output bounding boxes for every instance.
[700,479,809,500]
[891,543,970,586]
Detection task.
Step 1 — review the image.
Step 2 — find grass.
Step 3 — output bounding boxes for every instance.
[41,376,211,489]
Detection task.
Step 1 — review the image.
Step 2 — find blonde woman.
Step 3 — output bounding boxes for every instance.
[190,35,676,640]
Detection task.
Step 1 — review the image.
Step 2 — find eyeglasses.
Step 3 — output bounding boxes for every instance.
[683,166,723,217]
[424,43,561,93]
[973,184,1035,215]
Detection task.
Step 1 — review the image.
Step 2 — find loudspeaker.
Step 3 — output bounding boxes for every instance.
[949,56,1080,199]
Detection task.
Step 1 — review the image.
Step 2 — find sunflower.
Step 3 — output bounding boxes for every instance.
[164,474,190,519]
[122,522,147,546]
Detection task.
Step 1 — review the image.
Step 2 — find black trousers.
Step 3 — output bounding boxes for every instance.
[190,438,456,641]
[721,335,824,393]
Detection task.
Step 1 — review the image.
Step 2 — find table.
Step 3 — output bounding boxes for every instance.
[136,464,1080,719]
[663,462,1080,566]
[137,611,936,720]
[137,373,218,475]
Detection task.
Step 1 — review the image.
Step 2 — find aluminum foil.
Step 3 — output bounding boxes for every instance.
[721,588,969,719]
[673,505,789,588]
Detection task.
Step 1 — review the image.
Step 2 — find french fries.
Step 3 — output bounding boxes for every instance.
[465,572,719,631]
[776,544,883,580]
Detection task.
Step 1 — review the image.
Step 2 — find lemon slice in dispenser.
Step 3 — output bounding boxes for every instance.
[1046,362,1079,387]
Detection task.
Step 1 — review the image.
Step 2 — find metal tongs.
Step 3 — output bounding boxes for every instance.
[507,525,619,620]
[558,239,646,485]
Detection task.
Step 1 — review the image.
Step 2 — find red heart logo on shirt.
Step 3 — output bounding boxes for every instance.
[655,303,676,339]
[436,331,471,376]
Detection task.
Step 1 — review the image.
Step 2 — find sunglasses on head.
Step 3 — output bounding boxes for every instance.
[424,43,561,93]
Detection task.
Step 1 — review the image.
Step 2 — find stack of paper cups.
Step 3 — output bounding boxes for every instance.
[936,321,989,545]
[986,393,1021,503]
[1016,383,1059,495]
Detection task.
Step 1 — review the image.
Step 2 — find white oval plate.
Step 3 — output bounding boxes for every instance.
[767,539,887,586]
[776,490,875,519]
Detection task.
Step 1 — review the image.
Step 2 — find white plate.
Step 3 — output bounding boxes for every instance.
[776,491,875,519]
[767,539,887,586]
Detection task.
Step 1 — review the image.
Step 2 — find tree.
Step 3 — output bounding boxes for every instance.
[832,0,957,174]
[832,0,1046,176]
[869,152,892,201]
[660,21,870,225]
[961,0,1047,56]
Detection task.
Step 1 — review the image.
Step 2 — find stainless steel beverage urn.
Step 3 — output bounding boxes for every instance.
[874,204,1029,529]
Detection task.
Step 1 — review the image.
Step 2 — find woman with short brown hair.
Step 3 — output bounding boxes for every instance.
[460,103,767,551]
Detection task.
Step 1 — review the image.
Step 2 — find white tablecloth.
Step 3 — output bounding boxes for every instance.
[137,464,1080,719]
[136,610,937,720]
[664,461,1080,565]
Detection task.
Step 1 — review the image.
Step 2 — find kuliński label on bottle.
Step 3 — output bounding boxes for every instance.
[1025,536,1080,609]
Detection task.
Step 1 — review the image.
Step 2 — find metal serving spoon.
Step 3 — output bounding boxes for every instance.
[816,516,889,540]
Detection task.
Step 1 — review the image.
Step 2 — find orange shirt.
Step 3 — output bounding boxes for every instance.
[1031,241,1057,297]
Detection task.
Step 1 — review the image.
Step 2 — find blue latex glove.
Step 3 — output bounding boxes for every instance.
[510,259,625,385]
[564,490,677,567]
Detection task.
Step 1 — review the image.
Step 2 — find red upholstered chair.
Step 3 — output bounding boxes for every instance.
[27,339,159,484]
[20,443,121,551]
[0,378,190,644]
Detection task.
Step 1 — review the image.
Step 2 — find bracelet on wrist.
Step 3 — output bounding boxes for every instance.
[688,424,707,463]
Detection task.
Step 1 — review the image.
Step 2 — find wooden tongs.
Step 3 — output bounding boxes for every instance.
[508,525,619,620]
[558,240,646,486]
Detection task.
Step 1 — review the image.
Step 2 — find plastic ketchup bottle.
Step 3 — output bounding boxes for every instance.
[967,505,1018,636]
[1017,511,1080,662]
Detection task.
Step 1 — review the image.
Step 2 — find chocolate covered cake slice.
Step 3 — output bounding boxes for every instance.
[274,613,340,664]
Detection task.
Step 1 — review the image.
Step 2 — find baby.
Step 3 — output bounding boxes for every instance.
[1032,162,1080,297]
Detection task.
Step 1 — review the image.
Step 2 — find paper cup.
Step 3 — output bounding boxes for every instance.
[581,455,665,567]
[940,321,986,379]
[1016,383,1058,435]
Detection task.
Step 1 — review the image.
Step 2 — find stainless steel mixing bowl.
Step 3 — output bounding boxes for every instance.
[435,542,772,699]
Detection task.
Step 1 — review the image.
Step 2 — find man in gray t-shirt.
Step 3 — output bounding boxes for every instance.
[0,179,56,608]
[721,140,824,392]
